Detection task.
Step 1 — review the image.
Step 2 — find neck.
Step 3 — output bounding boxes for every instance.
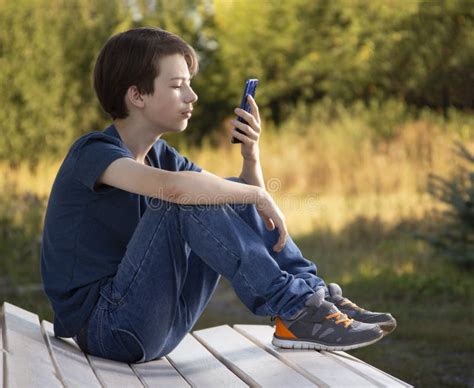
[113,118,161,165]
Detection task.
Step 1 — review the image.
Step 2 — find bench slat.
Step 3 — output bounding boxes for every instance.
[234,324,378,388]
[41,320,101,388]
[1,308,4,388]
[193,324,318,387]
[87,354,143,387]
[0,302,411,387]
[2,302,62,387]
[327,351,412,388]
[166,332,246,387]
[131,358,191,388]
[0,348,2,388]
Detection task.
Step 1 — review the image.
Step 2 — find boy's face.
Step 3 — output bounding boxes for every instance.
[140,53,198,134]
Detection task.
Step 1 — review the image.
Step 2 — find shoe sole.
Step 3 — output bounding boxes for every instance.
[272,333,383,351]
[349,317,397,337]
[379,320,397,336]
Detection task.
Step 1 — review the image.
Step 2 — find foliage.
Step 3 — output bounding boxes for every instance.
[0,0,473,166]
[425,142,474,269]
[0,189,46,293]
[213,0,474,123]
[0,0,131,169]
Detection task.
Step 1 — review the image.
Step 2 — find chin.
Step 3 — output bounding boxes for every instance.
[168,125,187,134]
[158,123,188,135]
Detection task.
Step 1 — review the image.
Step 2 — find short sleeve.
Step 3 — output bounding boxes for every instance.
[73,134,133,192]
[165,143,202,172]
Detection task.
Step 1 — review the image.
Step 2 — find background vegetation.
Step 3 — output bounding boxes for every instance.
[1,0,473,386]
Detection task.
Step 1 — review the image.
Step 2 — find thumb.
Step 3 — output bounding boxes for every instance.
[264,217,275,230]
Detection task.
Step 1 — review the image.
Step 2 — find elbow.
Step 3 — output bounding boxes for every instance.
[159,171,196,204]
[148,170,181,203]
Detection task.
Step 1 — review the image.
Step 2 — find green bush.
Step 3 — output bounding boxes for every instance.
[0,189,46,296]
[424,141,474,269]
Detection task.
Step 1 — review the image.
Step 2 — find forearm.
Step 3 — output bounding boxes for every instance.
[239,158,265,189]
[165,170,264,205]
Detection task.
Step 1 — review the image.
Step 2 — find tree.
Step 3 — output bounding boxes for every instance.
[0,0,70,168]
[0,0,130,168]
[424,142,474,269]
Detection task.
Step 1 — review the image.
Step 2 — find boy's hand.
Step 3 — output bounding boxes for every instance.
[255,190,288,252]
[230,95,261,162]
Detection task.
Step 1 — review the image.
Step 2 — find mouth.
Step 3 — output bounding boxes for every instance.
[181,110,192,119]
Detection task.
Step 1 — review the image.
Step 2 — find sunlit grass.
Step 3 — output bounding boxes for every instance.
[189,114,471,195]
[0,159,60,198]
[274,190,439,236]
[1,116,469,235]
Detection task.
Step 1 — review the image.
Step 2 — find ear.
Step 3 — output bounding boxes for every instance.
[126,85,145,109]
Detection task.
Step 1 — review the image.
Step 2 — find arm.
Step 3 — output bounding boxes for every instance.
[97,158,262,205]
[239,159,265,189]
[231,95,265,189]
[97,158,288,251]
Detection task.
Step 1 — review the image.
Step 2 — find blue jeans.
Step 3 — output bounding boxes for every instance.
[75,178,326,363]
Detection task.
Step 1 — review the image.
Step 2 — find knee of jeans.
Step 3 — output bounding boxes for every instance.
[146,197,179,212]
[225,176,245,184]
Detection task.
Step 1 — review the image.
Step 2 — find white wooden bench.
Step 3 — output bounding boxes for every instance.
[0,302,412,387]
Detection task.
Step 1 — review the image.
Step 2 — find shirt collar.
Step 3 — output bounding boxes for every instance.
[104,123,121,140]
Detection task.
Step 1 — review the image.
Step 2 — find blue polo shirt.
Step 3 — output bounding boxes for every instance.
[40,124,202,337]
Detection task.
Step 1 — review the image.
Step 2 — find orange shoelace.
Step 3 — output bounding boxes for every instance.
[325,311,353,328]
[340,298,365,311]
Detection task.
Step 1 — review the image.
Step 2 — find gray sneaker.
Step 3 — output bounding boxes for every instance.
[326,283,397,335]
[272,288,384,351]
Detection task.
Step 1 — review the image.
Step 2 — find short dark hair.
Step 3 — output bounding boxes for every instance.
[93,27,199,119]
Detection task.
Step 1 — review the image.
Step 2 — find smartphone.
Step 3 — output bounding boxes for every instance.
[231,78,259,144]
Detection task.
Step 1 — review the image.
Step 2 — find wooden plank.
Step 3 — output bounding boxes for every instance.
[41,320,101,388]
[327,351,413,388]
[1,305,4,388]
[193,324,317,387]
[131,358,191,388]
[2,302,62,387]
[234,324,378,388]
[166,332,246,387]
[87,354,143,387]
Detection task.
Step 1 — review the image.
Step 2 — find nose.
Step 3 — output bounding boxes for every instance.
[185,85,198,104]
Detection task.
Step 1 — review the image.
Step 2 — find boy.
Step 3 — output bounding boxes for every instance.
[41,27,396,363]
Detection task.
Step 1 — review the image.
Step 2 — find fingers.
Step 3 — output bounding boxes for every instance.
[247,95,261,125]
[234,107,260,133]
[231,128,253,144]
[255,191,287,252]
[231,120,258,141]
[273,219,288,252]
[264,217,275,231]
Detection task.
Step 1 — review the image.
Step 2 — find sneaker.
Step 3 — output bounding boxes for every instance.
[326,283,397,335]
[271,288,384,351]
